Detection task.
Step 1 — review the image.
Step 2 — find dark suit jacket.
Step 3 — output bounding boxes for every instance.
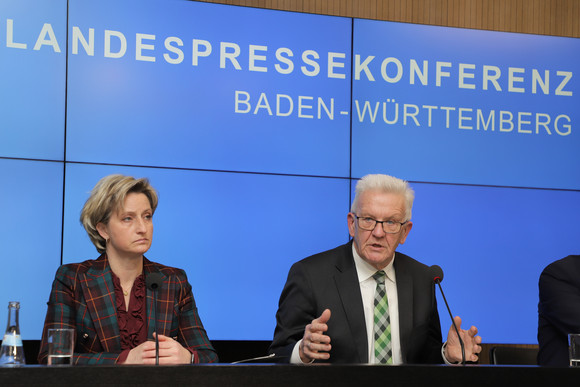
[269,241,443,364]
[538,255,580,366]
[38,254,218,364]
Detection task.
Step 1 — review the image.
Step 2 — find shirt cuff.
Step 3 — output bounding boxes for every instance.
[441,341,459,365]
[290,339,315,364]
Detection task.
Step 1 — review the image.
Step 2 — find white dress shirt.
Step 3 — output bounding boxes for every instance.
[352,244,403,364]
[353,246,452,364]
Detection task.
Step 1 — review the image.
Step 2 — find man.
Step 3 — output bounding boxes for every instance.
[538,255,580,366]
[270,174,481,364]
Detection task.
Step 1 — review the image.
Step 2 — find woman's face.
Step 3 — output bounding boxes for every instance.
[97,192,153,260]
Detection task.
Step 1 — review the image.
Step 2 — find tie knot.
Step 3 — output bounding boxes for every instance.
[372,270,386,284]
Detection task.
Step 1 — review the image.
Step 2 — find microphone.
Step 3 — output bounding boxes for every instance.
[146,273,164,365]
[230,353,289,364]
[430,265,465,365]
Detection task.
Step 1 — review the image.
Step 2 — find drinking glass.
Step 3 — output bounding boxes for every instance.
[48,328,75,365]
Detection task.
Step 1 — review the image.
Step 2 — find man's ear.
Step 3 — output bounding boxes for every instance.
[347,212,356,238]
[399,221,413,244]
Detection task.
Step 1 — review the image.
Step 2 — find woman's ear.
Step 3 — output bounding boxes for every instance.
[96,222,109,241]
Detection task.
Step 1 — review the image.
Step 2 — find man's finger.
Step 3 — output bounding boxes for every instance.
[310,332,331,344]
[317,309,331,324]
[309,321,329,334]
[305,345,330,360]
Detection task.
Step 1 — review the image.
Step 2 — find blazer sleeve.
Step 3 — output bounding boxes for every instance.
[538,256,580,366]
[539,257,580,336]
[173,270,219,363]
[38,265,120,365]
[269,261,317,362]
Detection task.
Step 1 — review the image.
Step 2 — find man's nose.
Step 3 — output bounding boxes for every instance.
[372,222,386,237]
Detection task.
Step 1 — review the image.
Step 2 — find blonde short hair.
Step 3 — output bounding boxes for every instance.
[80,174,158,253]
[351,174,415,221]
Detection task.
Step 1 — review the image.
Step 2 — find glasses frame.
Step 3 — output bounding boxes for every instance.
[353,214,408,234]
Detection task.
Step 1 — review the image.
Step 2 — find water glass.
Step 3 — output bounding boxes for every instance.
[568,333,580,367]
[48,328,75,365]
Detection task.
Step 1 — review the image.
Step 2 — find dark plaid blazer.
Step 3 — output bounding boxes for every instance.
[38,254,218,364]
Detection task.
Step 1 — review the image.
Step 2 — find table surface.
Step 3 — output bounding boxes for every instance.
[1,363,578,387]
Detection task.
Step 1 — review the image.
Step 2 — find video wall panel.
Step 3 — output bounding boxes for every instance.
[62,163,350,340]
[0,159,64,338]
[397,182,580,344]
[352,19,580,190]
[65,0,352,177]
[0,0,66,160]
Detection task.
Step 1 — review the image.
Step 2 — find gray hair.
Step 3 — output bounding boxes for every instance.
[350,174,415,221]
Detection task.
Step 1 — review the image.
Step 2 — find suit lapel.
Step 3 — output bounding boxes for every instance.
[81,255,121,352]
[394,253,413,362]
[334,242,368,363]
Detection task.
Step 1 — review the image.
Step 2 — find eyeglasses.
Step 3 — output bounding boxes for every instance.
[354,215,408,234]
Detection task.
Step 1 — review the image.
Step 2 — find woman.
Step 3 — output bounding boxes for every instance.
[38,174,218,364]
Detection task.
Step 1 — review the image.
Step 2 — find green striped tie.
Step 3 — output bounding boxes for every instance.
[373,270,392,364]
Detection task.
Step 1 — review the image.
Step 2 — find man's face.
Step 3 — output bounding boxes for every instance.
[347,190,412,270]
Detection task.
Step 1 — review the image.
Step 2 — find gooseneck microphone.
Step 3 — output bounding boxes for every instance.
[146,273,164,365]
[430,265,465,365]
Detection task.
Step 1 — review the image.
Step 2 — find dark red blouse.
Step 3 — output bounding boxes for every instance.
[111,273,147,363]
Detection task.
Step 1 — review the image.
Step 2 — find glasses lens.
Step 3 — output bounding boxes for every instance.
[383,221,400,233]
[357,216,404,233]
[357,217,375,230]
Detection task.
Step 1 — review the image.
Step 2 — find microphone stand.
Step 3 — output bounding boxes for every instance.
[153,296,159,365]
[146,273,163,366]
[435,280,465,365]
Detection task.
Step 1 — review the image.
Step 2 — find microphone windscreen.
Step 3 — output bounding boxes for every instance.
[146,273,164,290]
[430,265,444,283]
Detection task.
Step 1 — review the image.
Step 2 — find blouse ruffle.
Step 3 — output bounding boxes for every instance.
[112,272,147,350]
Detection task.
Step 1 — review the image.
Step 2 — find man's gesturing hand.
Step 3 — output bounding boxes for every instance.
[299,309,332,363]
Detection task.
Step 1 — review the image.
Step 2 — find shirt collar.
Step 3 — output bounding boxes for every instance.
[351,243,396,284]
